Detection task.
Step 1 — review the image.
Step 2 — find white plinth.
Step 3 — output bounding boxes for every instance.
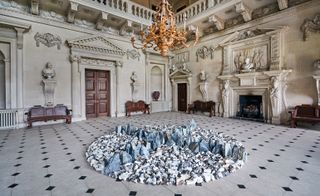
[42,79,57,106]
[151,101,170,113]
[313,75,320,105]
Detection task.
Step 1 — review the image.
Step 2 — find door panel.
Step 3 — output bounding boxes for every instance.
[178,83,187,112]
[85,70,110,118]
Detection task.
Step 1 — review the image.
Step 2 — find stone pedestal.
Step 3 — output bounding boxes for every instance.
[313,75,320,105]
[131,82,139,101]
[151,101,170,113]
[42,79,56,106]
[199,82,208,101]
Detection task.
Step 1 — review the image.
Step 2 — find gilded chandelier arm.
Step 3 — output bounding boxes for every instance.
[130,0,199,56]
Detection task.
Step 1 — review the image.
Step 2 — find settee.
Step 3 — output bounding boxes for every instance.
[125,100,150,117]
[25,104,72,128]
[290,105,320,128]
[187,100,216,117]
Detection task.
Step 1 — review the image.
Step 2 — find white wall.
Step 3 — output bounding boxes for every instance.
[0,17,150,117]
[173,2,320,122]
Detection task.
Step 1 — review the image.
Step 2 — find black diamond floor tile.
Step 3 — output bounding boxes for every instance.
[46,186,55,191]
[249,174,257,178]
[44,174,53,178]
[195,182,202,186]
[11,172,20,176]
[282,187,293,192]
[79,176,86,180]
[8,183,18,188]
[237,184,246,189]
[129,191,137,196]
[86,188,94,193]
[289,176,299,180]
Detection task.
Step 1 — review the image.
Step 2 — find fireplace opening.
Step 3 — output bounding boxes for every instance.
[236,95,263,121]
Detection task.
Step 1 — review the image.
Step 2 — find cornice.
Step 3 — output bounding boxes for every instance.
[200,0,319,43]
[0,15,30,29]
[0,8,131,44]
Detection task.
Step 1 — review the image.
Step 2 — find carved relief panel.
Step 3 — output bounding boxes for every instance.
[174,51,190,64]
[221,27,285,75]
[233,44,269,72]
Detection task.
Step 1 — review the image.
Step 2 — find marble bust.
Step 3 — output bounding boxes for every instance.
[199,70,207,82]
[42,62,56,79]
[241,58,255,72]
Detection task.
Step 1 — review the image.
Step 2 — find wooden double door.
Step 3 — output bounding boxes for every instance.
[85,70,110,118]
[177,83,187,112]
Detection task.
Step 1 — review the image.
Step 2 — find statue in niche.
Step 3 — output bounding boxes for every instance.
[314,59,320,75]
[169,64,176,73]
[241,58,255,72]
[42,62,56,79]
[130,72,137,84]
[270,76,280,115]
[222,80,230,117]
[199,70,207,82]
[182,61,188,71]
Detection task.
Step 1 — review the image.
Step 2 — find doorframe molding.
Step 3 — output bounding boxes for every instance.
[170,70,192,112]
[67,35,125,121]
[70,55,119,121]
[0,37,16,109]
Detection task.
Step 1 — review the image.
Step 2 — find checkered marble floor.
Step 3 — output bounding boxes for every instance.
[0,112,319,196]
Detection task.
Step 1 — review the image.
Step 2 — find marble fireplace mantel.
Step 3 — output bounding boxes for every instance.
[218,70,292,124]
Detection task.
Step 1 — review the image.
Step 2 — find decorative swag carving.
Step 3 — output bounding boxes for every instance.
[127,49,140,61]
[196,46,214,62]
[34,32,62,50]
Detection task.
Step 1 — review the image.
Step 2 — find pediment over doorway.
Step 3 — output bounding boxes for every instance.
[67,35,125,57]
[170,69,192,79]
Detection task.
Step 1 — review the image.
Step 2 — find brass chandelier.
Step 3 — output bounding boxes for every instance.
[131,0,199,56]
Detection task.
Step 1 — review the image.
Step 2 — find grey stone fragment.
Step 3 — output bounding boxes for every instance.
[104,153,121,175]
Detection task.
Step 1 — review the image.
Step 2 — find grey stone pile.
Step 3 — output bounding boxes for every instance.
[86,120,247,185]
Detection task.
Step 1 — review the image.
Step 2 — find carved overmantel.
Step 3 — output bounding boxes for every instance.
[218,27,291,124]
[221,27,287,75]
[67,35,125,120]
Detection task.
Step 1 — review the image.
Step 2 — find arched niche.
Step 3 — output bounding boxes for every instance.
[150,65,163,100]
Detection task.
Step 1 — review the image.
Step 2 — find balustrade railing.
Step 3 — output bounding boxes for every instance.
[176,0,230,24]
[90,0,155,21]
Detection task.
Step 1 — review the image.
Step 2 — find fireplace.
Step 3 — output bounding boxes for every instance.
[237,95,263,121]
